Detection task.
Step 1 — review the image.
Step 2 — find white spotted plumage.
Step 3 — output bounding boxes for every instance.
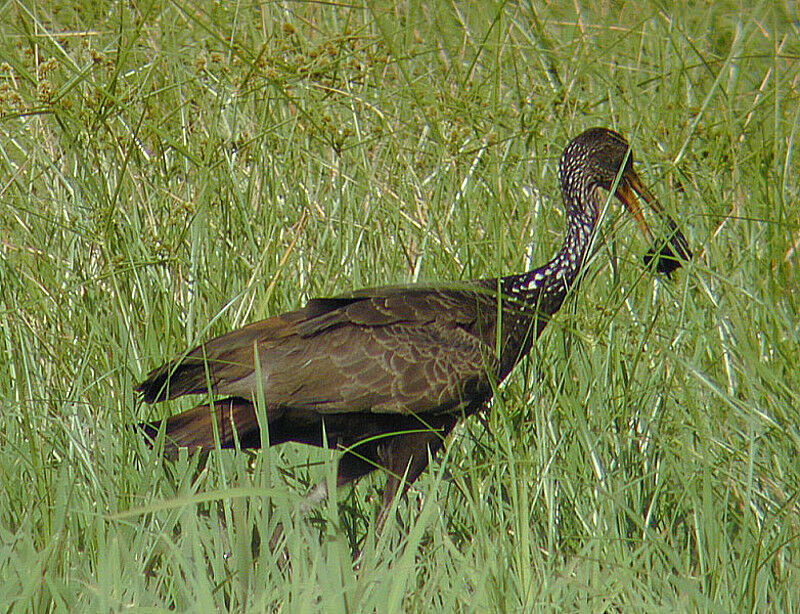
[500,128,627,316]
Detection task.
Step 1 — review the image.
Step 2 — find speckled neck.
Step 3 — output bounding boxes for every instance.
[500,175,601,317]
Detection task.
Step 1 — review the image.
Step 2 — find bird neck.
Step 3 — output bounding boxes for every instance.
[501,186,600,317]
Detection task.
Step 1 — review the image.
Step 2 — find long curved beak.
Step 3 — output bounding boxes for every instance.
[616,170,693,274]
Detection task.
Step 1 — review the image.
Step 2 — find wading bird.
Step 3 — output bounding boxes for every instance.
[137,127,691,526]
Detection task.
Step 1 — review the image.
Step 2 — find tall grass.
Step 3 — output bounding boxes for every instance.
[1,1,798,610]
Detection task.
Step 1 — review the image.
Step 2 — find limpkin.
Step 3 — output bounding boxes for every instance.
[137,127,691,525]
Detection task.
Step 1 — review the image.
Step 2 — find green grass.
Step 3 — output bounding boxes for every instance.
[1,0,799,610]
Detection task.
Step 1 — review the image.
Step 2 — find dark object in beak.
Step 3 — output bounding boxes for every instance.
[644,240,688,275]
[640,205,693,275]
[615,169,693,276]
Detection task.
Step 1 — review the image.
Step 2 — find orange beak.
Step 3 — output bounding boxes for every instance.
[615,169,693,274]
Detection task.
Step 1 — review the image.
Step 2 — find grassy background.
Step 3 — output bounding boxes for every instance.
[1,0,799,610]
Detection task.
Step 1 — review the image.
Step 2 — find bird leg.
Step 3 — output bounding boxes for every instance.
[270,418,456,564]
[142,401,458,542]
[349,415,458,532]
[293,413,458,535]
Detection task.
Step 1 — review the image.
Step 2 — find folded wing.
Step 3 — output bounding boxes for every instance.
[136,287,499,417]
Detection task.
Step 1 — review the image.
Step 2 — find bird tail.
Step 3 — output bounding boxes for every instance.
[140,397,261,456]
[135,356,219,404]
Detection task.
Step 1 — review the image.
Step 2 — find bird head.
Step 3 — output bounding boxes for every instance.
[561,127,693,274]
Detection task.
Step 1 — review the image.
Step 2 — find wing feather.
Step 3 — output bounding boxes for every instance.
[137,287,500,415]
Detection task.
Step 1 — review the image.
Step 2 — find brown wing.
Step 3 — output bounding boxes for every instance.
[136,287,499,416]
